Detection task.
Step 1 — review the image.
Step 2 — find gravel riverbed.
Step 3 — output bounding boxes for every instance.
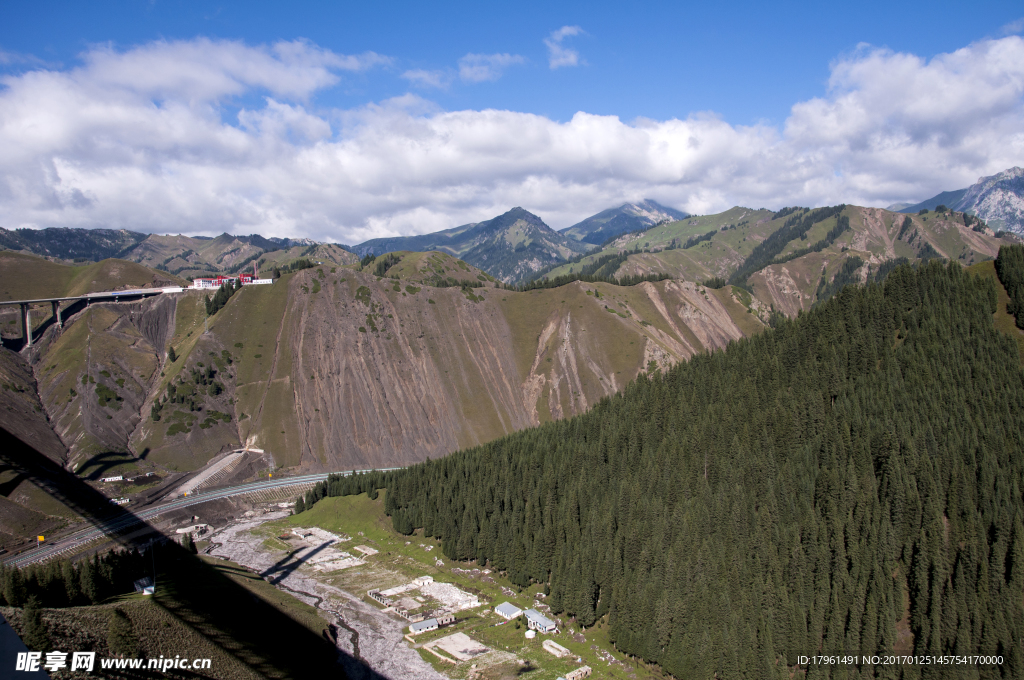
[207,512,447,680]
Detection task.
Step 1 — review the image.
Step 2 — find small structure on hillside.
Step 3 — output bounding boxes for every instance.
[495,602,522,620]
[409,613,455,636]
[409,619,439,635]
[543,639,571,658]
[524,608,556,633]
[134,577,155,595]
[564,666,592,680]
[368,589,393,607]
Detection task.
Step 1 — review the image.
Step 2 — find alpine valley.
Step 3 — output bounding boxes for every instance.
[2,190,1023,679]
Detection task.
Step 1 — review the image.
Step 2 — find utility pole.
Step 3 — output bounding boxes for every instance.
[149,538,157,591]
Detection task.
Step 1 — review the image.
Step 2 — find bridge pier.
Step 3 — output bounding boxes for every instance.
[20,303,32,347]
[52,300,62,329]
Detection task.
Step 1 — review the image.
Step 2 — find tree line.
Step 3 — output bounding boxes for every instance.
[377,260,1023,678]
[294,470,384,515]
[520,249,669,291]
[995,244,1024,329]
[729,205,846,288]
[0,549,150,610]
[205,280,240,316]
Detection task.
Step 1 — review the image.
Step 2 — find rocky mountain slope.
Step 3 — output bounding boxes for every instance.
[354,208,592,283]
[0,247,759,495]
[559,199,688,245]
[132,256,757,472]
[899,166,1024,235]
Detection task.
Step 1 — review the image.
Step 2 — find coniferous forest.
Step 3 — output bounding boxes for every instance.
[379,261,1024,678]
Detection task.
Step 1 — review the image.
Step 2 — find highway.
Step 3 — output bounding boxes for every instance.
[5,468,404,568]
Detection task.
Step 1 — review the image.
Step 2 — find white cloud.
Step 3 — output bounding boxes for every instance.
[1000,18,1024,35]
[402,68,453,89]
[457,53,525,83]
[0,36,1022,243]
[544,26,584,69]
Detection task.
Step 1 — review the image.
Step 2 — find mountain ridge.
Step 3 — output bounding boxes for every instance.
[559,199,688,245]
[897,166,1024,234]
[352,207,592,283]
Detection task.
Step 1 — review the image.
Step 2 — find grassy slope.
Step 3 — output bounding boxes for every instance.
[0,251,79,301]
[542,207,777,283]
[203,275,301,466]
[382,251,496,285]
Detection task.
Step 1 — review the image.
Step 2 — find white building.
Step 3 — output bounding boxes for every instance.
[495,602,522,620]
[409,619,438,635]
[524,608,556,633]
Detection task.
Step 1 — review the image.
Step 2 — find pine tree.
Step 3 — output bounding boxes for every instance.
[21,596,49,652]
[181,533,197,554]
[5,566,26,607]
[294,496,306,514]
[167,346,177,363]
[79,559,98,604]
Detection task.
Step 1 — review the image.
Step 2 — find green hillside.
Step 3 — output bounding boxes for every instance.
[383,260,1024,677]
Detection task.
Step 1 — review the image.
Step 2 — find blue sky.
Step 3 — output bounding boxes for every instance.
[0,1,1022,240]
[5,0,1021,124]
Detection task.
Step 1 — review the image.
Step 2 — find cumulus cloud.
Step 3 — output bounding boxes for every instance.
[457,53,525,83]
[545,26,584,69]
[0,36,1022,243]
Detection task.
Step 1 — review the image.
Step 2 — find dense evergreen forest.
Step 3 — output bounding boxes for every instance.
[377,261,1023,678]
[995,244,1024,328]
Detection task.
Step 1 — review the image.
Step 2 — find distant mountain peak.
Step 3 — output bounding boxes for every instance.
[560,199,688,245]
[900,167,1024,234]
[351,207,590,284]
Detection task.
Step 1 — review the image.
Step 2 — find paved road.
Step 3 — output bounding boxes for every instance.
[4,468,404,567]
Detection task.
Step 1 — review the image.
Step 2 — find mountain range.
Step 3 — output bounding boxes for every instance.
[352,207,592,283]
[3,171,1024,680]
[893,166,1024,234]
[2,199,1016,494]
[0,227,351,279]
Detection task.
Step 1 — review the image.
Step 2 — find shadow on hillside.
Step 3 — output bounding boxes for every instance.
[0,464,27,497]
[75,450,137,480]
[0,425,390,680]
[261,541,332,585]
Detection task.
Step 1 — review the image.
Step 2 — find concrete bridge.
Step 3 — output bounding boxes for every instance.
[0,287,185,348]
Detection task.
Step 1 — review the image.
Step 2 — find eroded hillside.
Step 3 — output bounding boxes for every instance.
[128,259,758,472]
